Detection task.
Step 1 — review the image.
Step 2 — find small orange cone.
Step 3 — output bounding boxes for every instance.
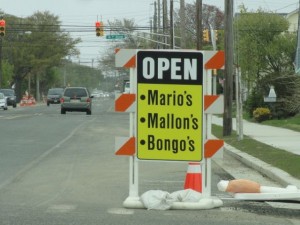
[184,162,202,192]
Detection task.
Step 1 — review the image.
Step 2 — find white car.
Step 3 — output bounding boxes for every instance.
[124,81,130,93]
[91,91,101,98]
[0,92,8,110]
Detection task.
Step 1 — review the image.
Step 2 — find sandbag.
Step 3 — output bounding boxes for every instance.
[140,190,174,210]
[170,189,202,202]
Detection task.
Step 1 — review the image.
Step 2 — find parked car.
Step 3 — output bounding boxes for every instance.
[0,93,8,110]
[46,88,64,106]
[60,87,93,115]
[0,89,17,108]
[124,81,130,93]
[91,91,101,98]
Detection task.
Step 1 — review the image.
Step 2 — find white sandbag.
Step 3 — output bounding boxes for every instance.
[170,189,202,202]
[140,190,175,210]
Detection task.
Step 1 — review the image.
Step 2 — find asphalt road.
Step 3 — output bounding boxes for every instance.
[0,97,299,225]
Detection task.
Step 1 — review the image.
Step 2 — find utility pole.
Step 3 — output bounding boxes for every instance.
[223,0,234,136]
[196,0,202,50]
[0,37,2,88]
[180,0,186,49]
[158,0,161,49]
[150,18,153,35]
[163,0,168,48]
[170,0,174,49]
[153,1,158,48]
[0,16,3,88]
[295,0,300,73]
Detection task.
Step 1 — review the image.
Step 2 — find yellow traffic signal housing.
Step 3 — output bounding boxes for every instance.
[203,29,209,42]
[215,29,224,42]
[95,21,104,37]
[214,30,218,41]
[0,19,6,37]
[100,22,104,36]
[96,21,101,37]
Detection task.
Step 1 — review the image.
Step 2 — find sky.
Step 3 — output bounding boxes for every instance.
[0,0,299,67]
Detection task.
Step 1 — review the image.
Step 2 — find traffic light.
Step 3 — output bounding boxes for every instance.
[95,21,104,37]
[214,30,218,41]
[100,22,104,36]
[96,21,101,37]
[0,19,6,37]
[203,29,209,42]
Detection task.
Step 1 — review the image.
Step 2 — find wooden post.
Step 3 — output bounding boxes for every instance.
[223,0,233,136]
[196,0,202,50]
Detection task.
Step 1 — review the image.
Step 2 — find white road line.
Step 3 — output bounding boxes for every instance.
[107,208,134,215]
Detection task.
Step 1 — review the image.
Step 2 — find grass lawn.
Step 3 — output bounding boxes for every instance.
[212,124,300,180]
[262,114,300,132]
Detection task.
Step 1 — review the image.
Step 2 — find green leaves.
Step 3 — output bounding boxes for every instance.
[235,10,294,83]
[1,11,81,97]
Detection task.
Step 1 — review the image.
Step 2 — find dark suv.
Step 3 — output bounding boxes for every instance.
[60,87,93,115]
[0,89,17,108]
[46,88,64,106]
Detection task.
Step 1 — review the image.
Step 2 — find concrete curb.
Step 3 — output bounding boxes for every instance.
[223,143,300,189]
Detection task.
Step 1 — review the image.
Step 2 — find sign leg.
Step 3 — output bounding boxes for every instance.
[128,156,139,198]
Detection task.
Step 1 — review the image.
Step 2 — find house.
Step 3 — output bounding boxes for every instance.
[286,9,298,32]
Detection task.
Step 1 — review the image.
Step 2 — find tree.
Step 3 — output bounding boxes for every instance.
[98,19,140,79]
[58,63,103,91]
[107,18,142,49]
[27,11,80,100]
[1,11,80,101]
[181,3,224,49]
[235,8,291,91]
[236,7,299,118]
[1,60,14,87]
[98,3,226,92]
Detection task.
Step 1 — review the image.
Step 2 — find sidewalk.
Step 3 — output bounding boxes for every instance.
[212,116,300,188]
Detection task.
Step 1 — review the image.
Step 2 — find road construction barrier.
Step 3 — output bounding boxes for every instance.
[115,49,225,210]
[20,95,36,106]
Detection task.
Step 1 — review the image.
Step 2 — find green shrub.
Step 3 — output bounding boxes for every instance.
[245,89,265,118]
[253,107,271,122]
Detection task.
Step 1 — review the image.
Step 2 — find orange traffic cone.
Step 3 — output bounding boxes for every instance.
[184,162,202,192]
